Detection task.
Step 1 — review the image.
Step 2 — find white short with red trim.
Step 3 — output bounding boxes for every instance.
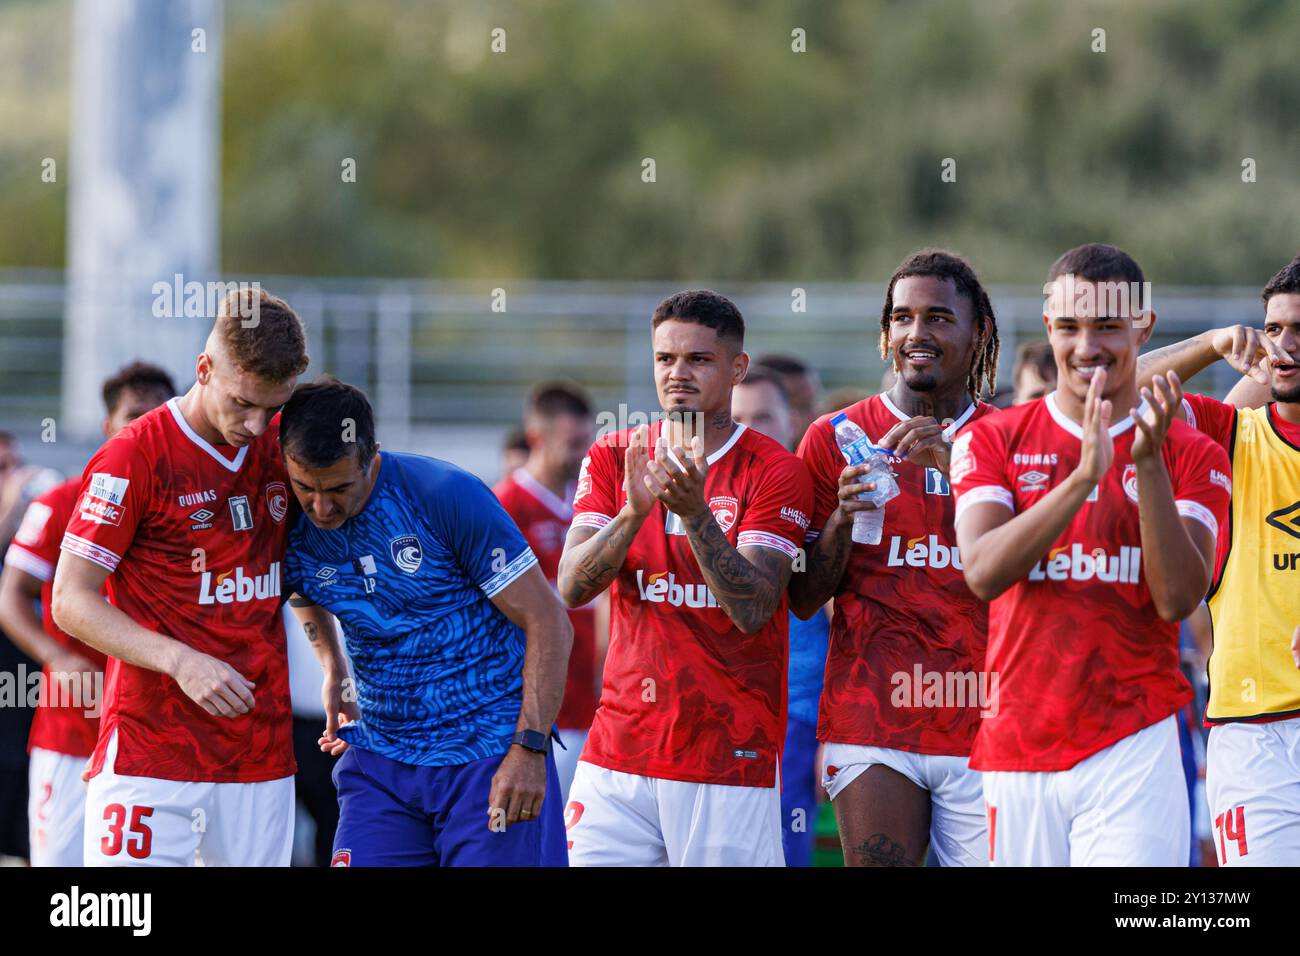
[29,748,89,867]
[982,715,1188,866]
[1206,718,1300,866]
[820,743,986,866]
[564,760,784,866]
[83,730,294,867]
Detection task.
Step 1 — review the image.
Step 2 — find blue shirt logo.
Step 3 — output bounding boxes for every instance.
[389,534,423,573]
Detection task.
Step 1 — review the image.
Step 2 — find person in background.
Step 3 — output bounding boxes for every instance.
[732,366,830,867]
[0,430,42,864]
[494,381,603,802]
[753,354,823,443]
[1,362,174,867]
[501,426,531,481]
[1012,340,1057,405]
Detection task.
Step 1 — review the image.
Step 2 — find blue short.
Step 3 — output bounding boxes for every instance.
[331,745,568,866]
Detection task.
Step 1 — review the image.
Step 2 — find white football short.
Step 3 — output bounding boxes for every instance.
[83,730,295,867]
[982,715,1188,866]
[820,743,987,866]
[29,748,90,867]
[1206,717,1300,866]
[565,760,784,866]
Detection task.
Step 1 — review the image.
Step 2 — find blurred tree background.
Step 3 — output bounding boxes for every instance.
[1,0,1297,284]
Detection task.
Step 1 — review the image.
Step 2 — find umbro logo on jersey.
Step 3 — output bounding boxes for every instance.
[189,508,215,530]
[390,535,423,573]
[1265,501,1300,541]
[315,566,339,586]
[1017,470,1050,492]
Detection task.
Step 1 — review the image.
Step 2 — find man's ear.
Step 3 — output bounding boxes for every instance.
[733,349,750,386]
[1134,309,1157,347]
[195,351,212,385]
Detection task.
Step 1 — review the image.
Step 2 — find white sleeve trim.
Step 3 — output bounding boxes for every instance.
[3,543,54,582]
[954,485,1015,526]
[481,547,539,598]
[737,529,801,559]
[1176,499,1219,539]
[570,512,614,532]
[1181,398,1197,430]
[60,532,121,573]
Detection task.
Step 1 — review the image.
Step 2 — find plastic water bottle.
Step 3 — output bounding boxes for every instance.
[831,412,899,545]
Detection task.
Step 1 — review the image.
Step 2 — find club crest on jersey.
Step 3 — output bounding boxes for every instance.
[390,534,423,573]
[1018,470,1050,493]
[330,849,351,867]
[265,482,288,523]
[1122,464,1140,503]
[709,495,739,532]
[228,495,254,531]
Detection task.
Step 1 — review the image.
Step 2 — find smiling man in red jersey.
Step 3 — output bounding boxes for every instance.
[953,243,1230,866]
[793,249,1001,867]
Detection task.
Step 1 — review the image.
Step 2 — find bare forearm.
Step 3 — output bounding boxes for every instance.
[1135,459,1208,621]
[682,511,784,634]
[515,612,573,732]
[0,574,61,663]
[291,601,349,677]
[53,585,183,675]
[789,512,852,619]
[962,472,1094,600]
[558,507,644,606]
[1138,331,1218,387]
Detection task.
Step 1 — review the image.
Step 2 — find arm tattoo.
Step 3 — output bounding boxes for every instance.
[682,510,786,633]
[792,521,852,611]
[562,521,633,606]
[302,621,320,644]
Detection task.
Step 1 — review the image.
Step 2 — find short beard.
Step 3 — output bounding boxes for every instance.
[900,366,939,392]
[1272,381,1300,404]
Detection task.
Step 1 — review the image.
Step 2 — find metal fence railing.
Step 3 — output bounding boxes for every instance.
[0,270,1267,478]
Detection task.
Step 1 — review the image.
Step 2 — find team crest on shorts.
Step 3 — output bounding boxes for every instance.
[330,849,352,867]
[1122,464,1140,503]
[265,482,288,523]
[709,496,739,532]
[390,534,423,573]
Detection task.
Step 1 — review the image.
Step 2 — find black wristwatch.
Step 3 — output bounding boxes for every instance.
[511,729,551,754]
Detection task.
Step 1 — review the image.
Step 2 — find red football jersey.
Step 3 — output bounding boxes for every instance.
[798,393,994,755]
[950,391,1231,771]
[494,467,599,729]
[5,477,107,757]
[571,422,813,787]
[60,399,295,783]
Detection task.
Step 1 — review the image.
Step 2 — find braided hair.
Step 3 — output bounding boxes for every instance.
[878,248,1000,403]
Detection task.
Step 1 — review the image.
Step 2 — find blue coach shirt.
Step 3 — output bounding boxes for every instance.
[284,452,539,767]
